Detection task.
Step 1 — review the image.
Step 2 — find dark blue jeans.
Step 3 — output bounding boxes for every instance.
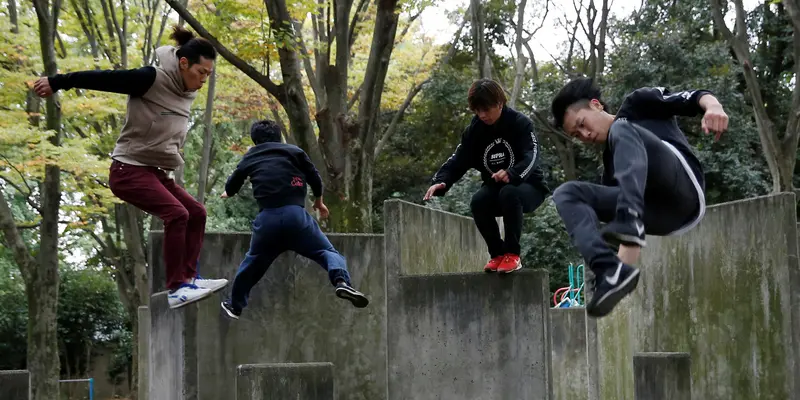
[230,205,351,311]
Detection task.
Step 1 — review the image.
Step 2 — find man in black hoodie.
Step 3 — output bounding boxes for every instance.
[550,78,728,318]
[219,120,369,319]
[424,79,549,274]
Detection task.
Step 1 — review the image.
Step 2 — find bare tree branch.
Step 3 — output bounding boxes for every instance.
[163,0,284,100]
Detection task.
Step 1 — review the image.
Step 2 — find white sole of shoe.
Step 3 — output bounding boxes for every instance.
[220,302,240,320]
[168,289,214,310]
[203,280,229,293]
[500,263,523,274]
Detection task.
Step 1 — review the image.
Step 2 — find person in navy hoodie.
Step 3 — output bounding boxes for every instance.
[219,120,369,319]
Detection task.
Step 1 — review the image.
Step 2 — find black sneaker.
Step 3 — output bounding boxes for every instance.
[586,262,640,318]
[335,281,369,308]
[601,208,647,248]
[220,300,241,320]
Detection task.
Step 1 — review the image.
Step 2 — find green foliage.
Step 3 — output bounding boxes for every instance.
[0,249,27,370]
[57,268,129,379]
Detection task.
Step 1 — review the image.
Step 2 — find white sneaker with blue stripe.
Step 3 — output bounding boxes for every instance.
[168,283,213,309]
[192,275,229,293]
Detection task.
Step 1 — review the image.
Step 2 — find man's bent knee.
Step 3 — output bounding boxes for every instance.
[553,181,582,206]
[163,206,190,224]
[498,185,520,204]
[188,202,207,221]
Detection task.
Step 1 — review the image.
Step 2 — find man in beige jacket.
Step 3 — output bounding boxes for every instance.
[33,26,228,309]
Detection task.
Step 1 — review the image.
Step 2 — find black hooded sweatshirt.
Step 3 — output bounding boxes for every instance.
[430,105,548,195]
[225,142,323,210]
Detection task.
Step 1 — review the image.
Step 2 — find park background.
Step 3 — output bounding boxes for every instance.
[1,0,798,398]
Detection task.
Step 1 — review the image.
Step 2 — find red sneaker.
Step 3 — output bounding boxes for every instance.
[484,256,504,272]
[497,254,522,273]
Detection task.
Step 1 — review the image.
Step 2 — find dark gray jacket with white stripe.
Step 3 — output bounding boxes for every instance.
[431,105,548,195]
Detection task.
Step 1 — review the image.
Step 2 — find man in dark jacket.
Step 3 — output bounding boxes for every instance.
[550,77,728,318]
[219,120,369,319]
[424,79,549,274]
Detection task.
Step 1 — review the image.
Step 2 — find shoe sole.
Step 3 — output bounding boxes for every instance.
[169,289,215,310]
[336,288,369,308]
[586,269,641,318]
[204,280,229,293]
[220,302,240,320]
[498,263,523,274]
[484,267,497,273]
[602,231,646,248]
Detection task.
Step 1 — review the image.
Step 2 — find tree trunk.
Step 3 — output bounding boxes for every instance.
[510,0,528,107]
[30,2,64,399]
[8,0,18,33]
[595,0,609,81]
[197,69,216,203]
[470,0,490,79]
[710,0,798,192]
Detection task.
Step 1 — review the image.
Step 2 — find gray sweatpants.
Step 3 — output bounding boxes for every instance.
[553,119,703,274]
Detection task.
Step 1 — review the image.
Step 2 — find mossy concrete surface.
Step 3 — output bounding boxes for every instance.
[598,193,799,400]
[0,370,30,400]
[550,308,598,400]
[149,233,387,400]
[235,363,335,400]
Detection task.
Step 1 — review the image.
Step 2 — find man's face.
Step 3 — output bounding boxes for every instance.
[179,56,214,91]
[562,99,610,143]
[474,103,503,125]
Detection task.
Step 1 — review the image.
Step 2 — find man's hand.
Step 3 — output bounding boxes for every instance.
[33,77,54,98]
[491,169,510,183]
[423,183,446,201]
[699,95,728,142]
[313,198,329,219]
[220,191,229,199]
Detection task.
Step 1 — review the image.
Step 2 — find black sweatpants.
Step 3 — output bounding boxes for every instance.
[553,119,703,274]
[470,182,547,258]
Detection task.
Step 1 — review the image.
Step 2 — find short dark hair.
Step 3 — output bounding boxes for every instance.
[170,26,217,65]
[468,79,507,111]
[250,119,282,144]
[550,77,607,128]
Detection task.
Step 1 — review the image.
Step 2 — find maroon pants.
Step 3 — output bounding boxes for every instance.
[109,160,206,291]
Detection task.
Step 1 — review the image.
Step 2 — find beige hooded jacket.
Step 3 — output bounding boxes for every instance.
[111,46,198,170]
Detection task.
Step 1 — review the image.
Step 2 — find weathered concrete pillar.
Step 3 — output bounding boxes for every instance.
[633,352,691,400]
[138,306,150,400]
[0,370,30,400]
[235,363,335,400]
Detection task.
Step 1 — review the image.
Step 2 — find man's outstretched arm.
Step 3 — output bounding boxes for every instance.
[34,67,157,98]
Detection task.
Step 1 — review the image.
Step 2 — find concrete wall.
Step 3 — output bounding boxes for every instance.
[148,232,387,400]
[235,363,335,400]
[597,193,800,400]
[387,271,553,400]
[383,200,553,400]
[138,306,150,400]
[0,370,29,400]
[382,200,488,276]
[550,308,597,400]
[149,292,197,400]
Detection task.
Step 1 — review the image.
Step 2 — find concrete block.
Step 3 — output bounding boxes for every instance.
[0,370,29,400]
[148,292,198,400]
[597,193,800,400]
[235,363,335,400]
[138,306,150,400]
[186,233,386,400]
[550,308,598,400]
[633,352,691,400]
[387,270,553,400]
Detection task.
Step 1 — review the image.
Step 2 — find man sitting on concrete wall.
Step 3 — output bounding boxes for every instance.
[424,79,550,274]
[550,78,729,318]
